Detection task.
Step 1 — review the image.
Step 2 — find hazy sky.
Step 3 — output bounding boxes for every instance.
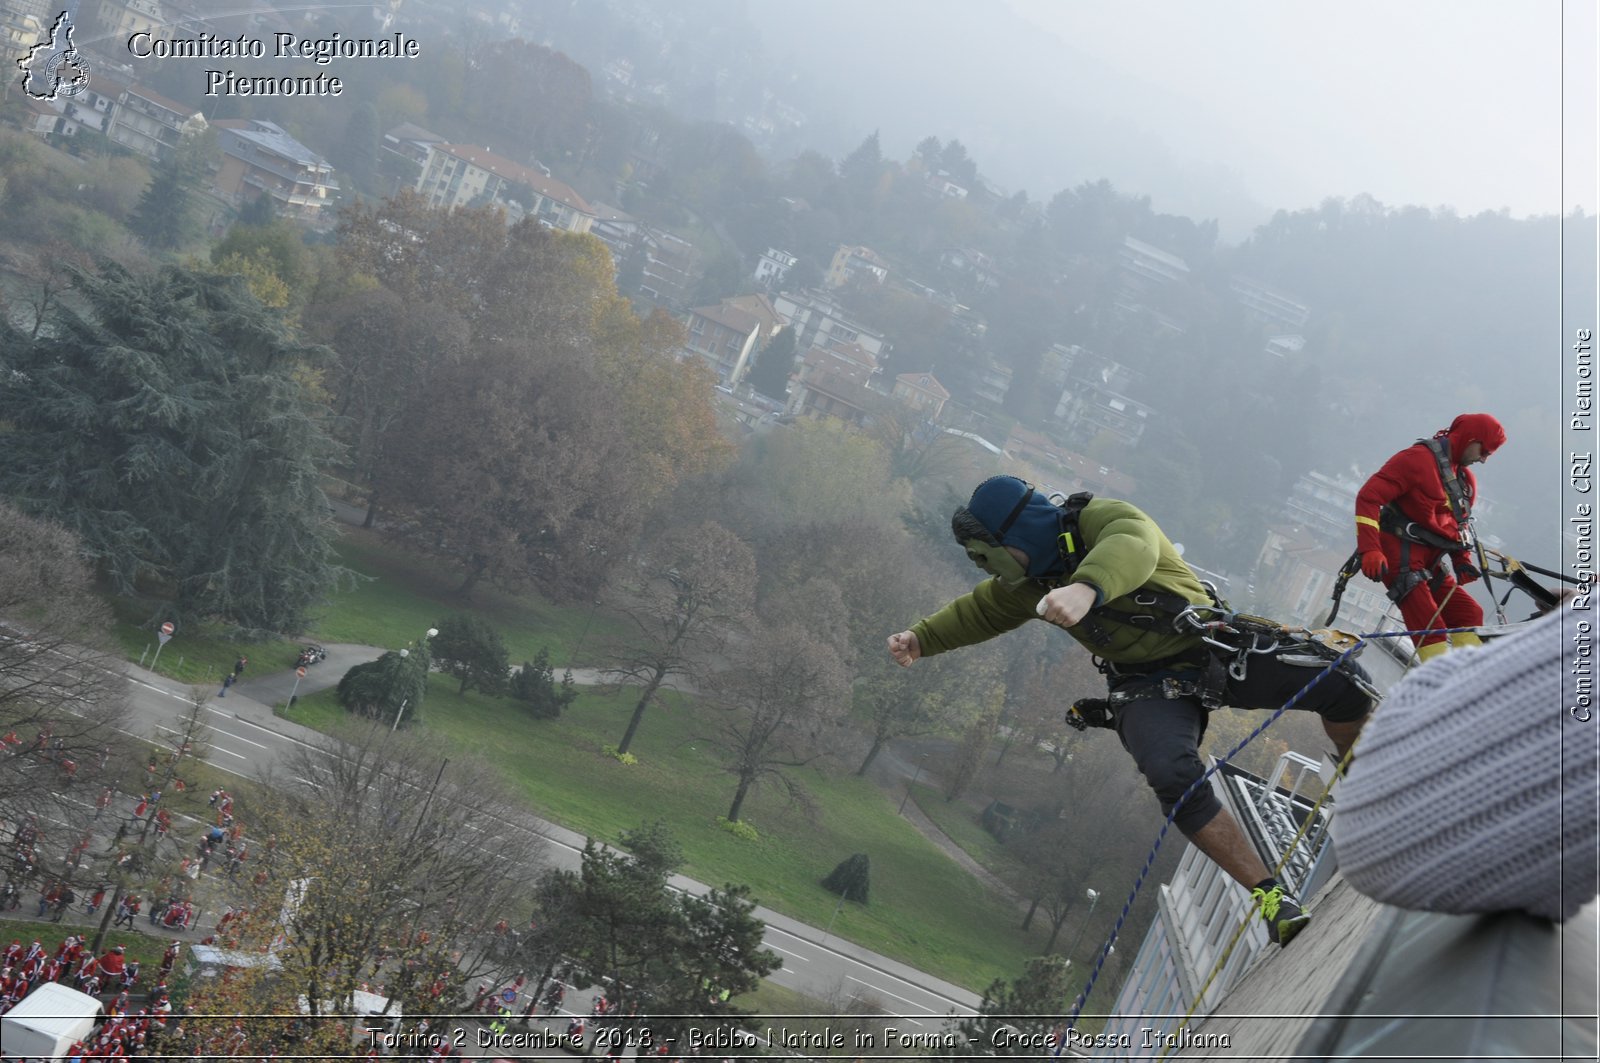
[1004,0,1597,219]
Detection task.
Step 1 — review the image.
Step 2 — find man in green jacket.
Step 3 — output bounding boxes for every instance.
[887,476,1375,946]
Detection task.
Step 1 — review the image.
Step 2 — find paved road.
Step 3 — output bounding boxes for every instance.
[115,656,983,1023]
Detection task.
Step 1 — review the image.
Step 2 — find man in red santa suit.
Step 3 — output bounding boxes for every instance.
[1355,412,1507,661]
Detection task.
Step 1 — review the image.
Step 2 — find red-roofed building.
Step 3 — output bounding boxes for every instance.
[892,372,950,421]
[786,348,879,427]
[681,294,783,384]
[1004,424,1137,498]
[415,143,594,233]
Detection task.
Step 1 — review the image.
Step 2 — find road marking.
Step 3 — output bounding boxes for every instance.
[229,713,326,751]
[155,723,246,759]
[754,925,977,1014]
[202,725,270,750]
[762,943,811,962]
[845,976,927,1022]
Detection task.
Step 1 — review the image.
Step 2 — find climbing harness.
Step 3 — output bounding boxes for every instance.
[1068,602,1379,735]
[1328,435,1477,623]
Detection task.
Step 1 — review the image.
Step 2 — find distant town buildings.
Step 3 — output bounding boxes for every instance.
[211,119,338,222]
[891,372,949,422]
[824,244,889,289]
[414,142,594,233]
[680,294,782,385]
[770,289,888,364]
[754,247,797,288]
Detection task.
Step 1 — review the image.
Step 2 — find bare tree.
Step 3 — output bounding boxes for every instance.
[0,502,133,889]
[605,520,755,756]
[86,690,213,955]
[2,243,94,340]
[183,720,551,1056]
[705,621,850,824]
[944,684,1004,802]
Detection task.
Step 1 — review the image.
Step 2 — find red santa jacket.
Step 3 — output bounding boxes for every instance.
[1356,413,1506,565]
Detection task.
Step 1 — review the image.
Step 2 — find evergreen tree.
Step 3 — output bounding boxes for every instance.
[340,101,382,191]
[839,130,884,197]
[913,135,943,171]
[557,822,780,1049]
[745,326,797,400]
[336,646,430,726]
[935,956,1074,1057]
[508,649,577,719]
[0,262,347,633]
[431,612,510,695]
[821,853,870,903]
[129,133,211,250]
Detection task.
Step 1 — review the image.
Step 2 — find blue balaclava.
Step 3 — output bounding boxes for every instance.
[959,475,1070,579]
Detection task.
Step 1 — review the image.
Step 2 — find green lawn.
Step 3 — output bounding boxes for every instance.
[109,530,1044,993]
[111,527,634,684]
[288,674,1051,992]
[308,530,633,666]
[908,783,1027,884]
[111,598,298,686]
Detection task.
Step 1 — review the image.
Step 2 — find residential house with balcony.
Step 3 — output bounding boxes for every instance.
[636,229,698,308]
[414,143,594,234]
[681,294,783,385]
[1003,425,1137,498]
[382,122,444,168]
[1231,275,1312,331]
[587,201,642,262]
[787,347,879,427]
[0,1,48,64]
[1054,381,1153,451]
[1119,235,1190,288]
[770,289,887,363]
[1286,470,1362,548]
[940,245,999,289]
[754,246,797,288]
[106,82,207,162]
[1252,525,1397,637]
[211,119,337,222]
[78,0,161,43]
[892,372,949,422]
[824,244,890,288]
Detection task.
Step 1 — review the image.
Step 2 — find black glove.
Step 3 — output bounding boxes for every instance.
[1067,697,1116,731]
[1454,559,1481,585]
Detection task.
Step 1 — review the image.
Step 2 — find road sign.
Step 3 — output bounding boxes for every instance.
[157,621,175,646]
[296,666,307,678]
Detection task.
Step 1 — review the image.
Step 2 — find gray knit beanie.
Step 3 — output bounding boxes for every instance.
[1331,603,1598,921]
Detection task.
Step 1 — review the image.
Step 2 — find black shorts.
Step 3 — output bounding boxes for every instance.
[1110,649,1374,834]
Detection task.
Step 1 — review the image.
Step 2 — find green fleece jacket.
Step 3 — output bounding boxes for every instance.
[910,497,1214,666]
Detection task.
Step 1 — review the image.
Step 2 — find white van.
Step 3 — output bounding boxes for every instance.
[0,982,104,1060]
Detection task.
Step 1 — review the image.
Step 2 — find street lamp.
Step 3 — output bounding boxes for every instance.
[390,629,438,733]
[897,753,930,814]
[1065,888,1100,963]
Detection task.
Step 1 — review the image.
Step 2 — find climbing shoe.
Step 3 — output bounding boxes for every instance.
[1252,884,1311,947]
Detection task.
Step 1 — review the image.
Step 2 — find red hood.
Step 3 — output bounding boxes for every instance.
[1443,413,1506,462]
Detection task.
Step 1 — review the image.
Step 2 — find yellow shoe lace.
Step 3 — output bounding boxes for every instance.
[1252,885,1282,920]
